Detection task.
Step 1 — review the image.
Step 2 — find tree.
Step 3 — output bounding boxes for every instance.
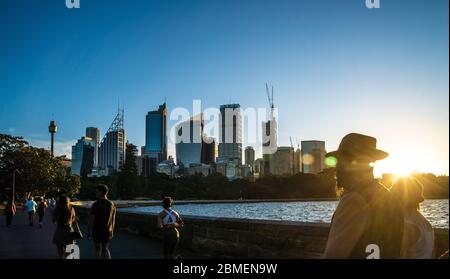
[116,143,140,199]
[0,133,80,201]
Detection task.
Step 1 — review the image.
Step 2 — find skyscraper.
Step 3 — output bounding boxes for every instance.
[202,136,217,165]
[244,146,255,168]
[175,114,203,167]
[144,103,168,174]
[301,140,326,174]
[86,127,100,168]
[99,108,126,174]
[218,104,242,165]
[71,136,95,177]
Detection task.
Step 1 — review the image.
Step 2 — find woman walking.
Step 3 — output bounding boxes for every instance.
[157,197,184,259]
[37,198,48,228]
[52,195,77,259]
[391,177,435,259]
[4,200,16,227]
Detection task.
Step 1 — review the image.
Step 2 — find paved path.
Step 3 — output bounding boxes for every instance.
[0,209,196,259]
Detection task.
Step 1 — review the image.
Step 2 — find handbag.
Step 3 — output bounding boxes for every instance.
[71,220,84,240]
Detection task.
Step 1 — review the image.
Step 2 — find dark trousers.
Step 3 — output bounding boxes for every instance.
[28,211,35,225]
[38,213,44,223]
[6,213,13,226]
[163,228,179,259]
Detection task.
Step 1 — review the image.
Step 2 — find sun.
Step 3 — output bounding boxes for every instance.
[373,146,421,178]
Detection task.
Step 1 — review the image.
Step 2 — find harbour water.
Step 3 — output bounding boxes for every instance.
[120,199,449,228]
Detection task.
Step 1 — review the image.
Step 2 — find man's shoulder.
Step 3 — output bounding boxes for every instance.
[340,192,367,205]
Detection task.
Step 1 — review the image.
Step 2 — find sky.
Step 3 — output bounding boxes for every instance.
[0,0,448,177]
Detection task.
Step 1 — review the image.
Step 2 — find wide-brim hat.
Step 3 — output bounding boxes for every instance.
[326,133,388,161]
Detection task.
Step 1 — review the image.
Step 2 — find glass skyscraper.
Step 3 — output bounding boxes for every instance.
[71,136,95,177]
[175,114,203,167]
[218,104,242,165]
[145,103,168,163]
[86,127,100,168]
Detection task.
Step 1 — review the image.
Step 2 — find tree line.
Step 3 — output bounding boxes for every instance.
[0,134,80,202]
[1,134,448,202]
[77,143,449,201]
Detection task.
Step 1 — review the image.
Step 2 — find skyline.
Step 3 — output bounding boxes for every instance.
[0,0,448,177]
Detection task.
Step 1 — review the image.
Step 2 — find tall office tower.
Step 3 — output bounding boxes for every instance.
[244,146,255,168]
[99,108,126,174]
[301,140,326,174]
[218,104,242,165]
[144,103,168,174]
[202,136,217,165]
[261,83,278,176]
[270,146,295,175]
[175,114,204,167]
[71,136,95,177]
[85,127,100,168]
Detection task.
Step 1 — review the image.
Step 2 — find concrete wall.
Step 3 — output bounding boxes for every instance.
[75,207,449,259]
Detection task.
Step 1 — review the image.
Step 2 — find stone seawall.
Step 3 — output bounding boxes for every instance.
[75,207,449,259]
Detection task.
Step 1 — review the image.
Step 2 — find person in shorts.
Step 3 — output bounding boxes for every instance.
[88,185,116,259]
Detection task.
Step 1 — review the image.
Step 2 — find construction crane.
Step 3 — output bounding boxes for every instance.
[296,138,300,150]
[290,136,294,149]
[266,83,274,117]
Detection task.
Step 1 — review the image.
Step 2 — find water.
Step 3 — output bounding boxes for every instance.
[119,199,449,228]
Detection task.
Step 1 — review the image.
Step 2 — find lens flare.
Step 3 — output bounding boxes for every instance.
[324,156,338,167]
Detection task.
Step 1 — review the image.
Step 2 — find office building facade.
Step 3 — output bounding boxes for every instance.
[301,140,326,174]
[98,109,126,174]
[85,127,100,168]
[175,114,204,167]
[145,103,168,164]
[218,104,242,165]
[270,146,295,175]
[244,146,255,168]
[71,136,95,177]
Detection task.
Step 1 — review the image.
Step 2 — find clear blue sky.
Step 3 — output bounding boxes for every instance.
[0,0,448,175]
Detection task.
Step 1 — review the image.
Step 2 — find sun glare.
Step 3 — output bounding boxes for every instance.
[374,146,422,178]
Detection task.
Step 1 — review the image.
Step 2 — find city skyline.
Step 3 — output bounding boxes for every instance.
[0,0,448,177]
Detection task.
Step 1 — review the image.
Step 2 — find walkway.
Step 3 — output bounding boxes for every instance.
[0,209,196,259]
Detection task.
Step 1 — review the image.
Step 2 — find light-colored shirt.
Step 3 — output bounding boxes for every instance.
[27,200,37,212]
[322,192,370,259]
[401,212,435,259]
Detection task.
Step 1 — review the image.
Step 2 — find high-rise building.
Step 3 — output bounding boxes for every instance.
[218,104,242,165]
[262,118,278,175]
[71,136,95,177]
[175,114,204,167]
[145,103,168,164]
[86,127,100,168]
[270,146,295,175]
[99,108,126,174]
[301,140,326,174]
[202,136,217,165]
[244,146,255,168]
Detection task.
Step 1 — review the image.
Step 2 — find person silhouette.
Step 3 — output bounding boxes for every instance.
[322,133,403,259]
[157,197,184,259]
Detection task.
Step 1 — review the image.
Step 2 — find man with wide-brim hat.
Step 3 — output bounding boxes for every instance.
[322,133,403,259]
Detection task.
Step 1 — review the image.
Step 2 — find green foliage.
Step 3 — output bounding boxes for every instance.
[0,133,81,201]
[116,143,140,199]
